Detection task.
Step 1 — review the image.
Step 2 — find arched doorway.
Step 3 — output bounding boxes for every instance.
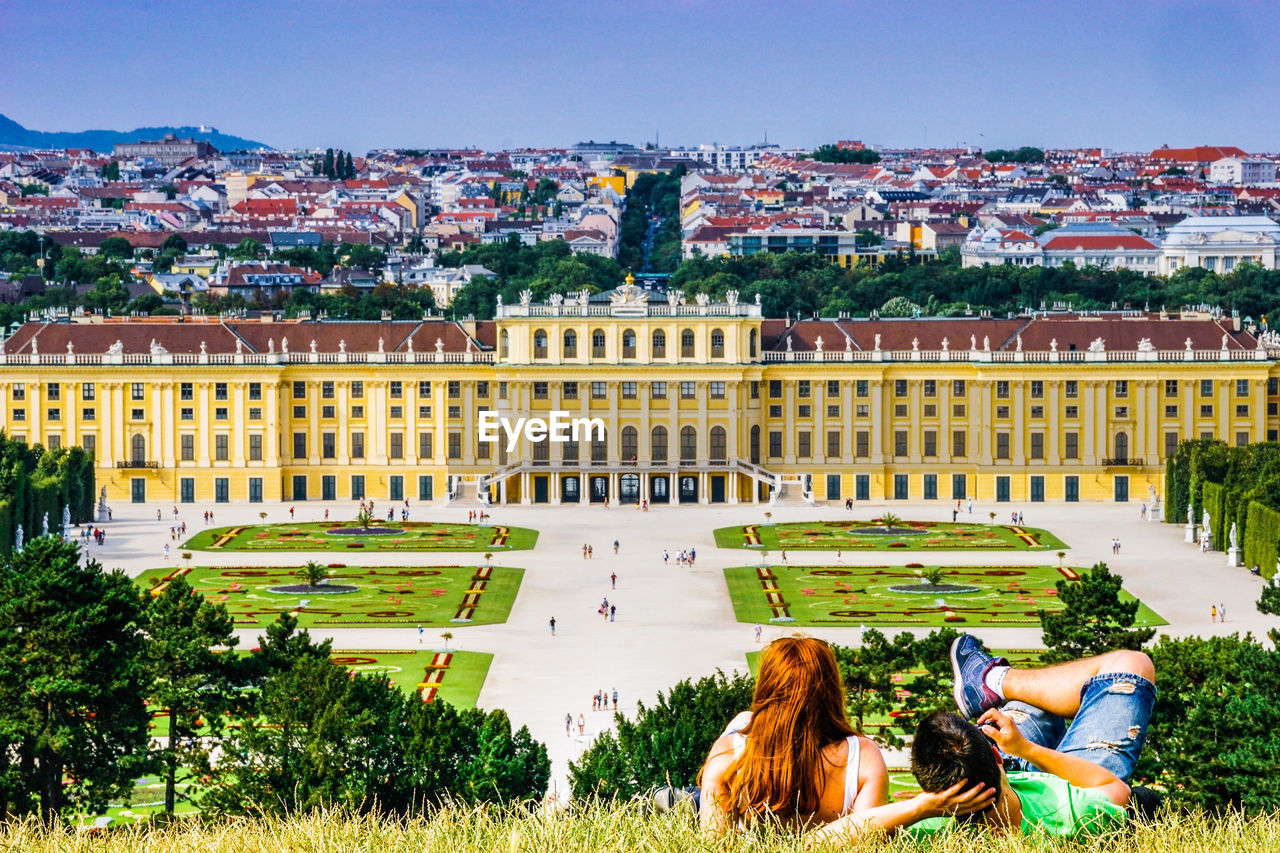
[620,473,640,504]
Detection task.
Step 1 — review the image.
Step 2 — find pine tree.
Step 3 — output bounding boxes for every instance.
[141,574,238,813]
[1040,562,1155,662]
[323,148,335,180]
[0,537,150,821]
[344,151,355,179]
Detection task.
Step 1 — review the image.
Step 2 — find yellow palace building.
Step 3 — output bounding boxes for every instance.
[2,281,1278,508]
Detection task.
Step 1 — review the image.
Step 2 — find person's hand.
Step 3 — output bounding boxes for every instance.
[915,779,996,819]
[977,708,1030,757]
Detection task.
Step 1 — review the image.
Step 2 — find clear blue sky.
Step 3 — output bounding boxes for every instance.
[3,0,1277,153]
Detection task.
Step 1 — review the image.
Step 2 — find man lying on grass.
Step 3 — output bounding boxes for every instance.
[810,634,1159,842]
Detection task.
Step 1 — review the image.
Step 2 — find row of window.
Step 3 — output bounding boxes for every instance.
[513,328,754,360]
[10,377,1279,404]
[133,475,439,505]
[828,473,1088,503]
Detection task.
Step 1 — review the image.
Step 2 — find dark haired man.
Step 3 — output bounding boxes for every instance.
[905,634,1157,837]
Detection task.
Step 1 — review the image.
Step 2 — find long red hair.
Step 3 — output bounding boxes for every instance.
[711,635,855,825]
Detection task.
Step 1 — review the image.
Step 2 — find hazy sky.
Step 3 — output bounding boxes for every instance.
[3,0,1278,153]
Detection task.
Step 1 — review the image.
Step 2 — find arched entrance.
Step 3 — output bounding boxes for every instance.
[620,473,640,504]
[650,474,669,503]
[679,475,698,503]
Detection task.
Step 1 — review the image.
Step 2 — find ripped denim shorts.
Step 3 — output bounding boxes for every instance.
[1000,672,1156,782]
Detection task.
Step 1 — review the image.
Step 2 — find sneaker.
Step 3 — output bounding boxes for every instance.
[651,785,698,814]
[950,634,1008,720]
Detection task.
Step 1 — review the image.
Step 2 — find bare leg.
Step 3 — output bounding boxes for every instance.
[1002,651,1154,718]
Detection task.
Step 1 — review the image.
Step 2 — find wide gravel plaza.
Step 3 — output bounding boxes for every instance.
[95,497,1274,794]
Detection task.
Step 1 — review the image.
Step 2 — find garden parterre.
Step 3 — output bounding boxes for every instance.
[725,564,1165,628]
[181,521,539,552]
[134,564,523,628]
[714,519,1068,551]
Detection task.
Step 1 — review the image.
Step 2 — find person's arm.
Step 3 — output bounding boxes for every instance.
[978,709,1130,806]
[807,780,996,845]
[698,740,735,834]
[850,736,889,813]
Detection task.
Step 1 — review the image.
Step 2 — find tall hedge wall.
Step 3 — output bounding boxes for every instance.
[1202,481,1226,550]
[1173,439,1280,579]
[1244,502,1280,579]
[0,435,95,557]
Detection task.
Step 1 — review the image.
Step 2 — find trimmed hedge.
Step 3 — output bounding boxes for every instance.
[1202,481,1225,550]
[0,436,95,557]
[1171,439,1280,578]
[1244,502,1280,578]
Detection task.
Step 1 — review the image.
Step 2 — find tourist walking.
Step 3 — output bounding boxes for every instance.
[610,604,616,622]
[610,571,617,589]
[663,549,669,564]
[163,543,169,560]
[566,713,572,736]
[612,687,618,710]
[754,623,763,643]
[1211,604,1217,623]
[289,506,295,519]
[588,544,593,558]
[577,713,585,735]
[613,539,620,554]
[1219,602,1226,622]
[418,624,423,643]
[967,498,973,514]
[583,543,588,559]
[549,616,556,636]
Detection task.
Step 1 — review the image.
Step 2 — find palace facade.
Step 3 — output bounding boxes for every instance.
[2,283,1278,508]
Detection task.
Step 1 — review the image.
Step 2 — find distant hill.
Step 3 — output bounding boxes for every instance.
[0,114,272,153]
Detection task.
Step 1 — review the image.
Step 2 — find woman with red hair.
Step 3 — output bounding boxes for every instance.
[699,635,994,837]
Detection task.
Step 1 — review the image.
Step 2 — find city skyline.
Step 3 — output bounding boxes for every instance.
[3,0,1279,153]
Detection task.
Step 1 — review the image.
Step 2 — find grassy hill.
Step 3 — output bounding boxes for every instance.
[38,806,1280,851]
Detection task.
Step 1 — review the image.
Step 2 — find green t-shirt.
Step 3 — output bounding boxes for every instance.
[906,772,1128,838]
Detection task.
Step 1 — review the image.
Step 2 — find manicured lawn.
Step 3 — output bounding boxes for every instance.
[332,648,492,709]
[181,521,539,552]
[135,564,522,628]
[714,520,1068,551]
[725,564,1164,628]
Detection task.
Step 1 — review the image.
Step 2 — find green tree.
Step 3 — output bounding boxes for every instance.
[1039,562,1155,662]
[323,148,335,180]
[897,628,961,735]
[100,160,120,181]
[98,236,134,260]
[834,629,915,745]
[569,670,754,799]
[141,574,238,813]
[229,238,265,261]
[0,537,150,821]
[344,151,355,179]
[1137,634,1280,811]
[296,560,329,588]
[810,144,881,164]
[161,233,188,256]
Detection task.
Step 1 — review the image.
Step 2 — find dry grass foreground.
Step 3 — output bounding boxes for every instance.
[8,806,1280,852]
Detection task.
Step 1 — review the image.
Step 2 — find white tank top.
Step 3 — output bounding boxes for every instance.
[730,731,862,815]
